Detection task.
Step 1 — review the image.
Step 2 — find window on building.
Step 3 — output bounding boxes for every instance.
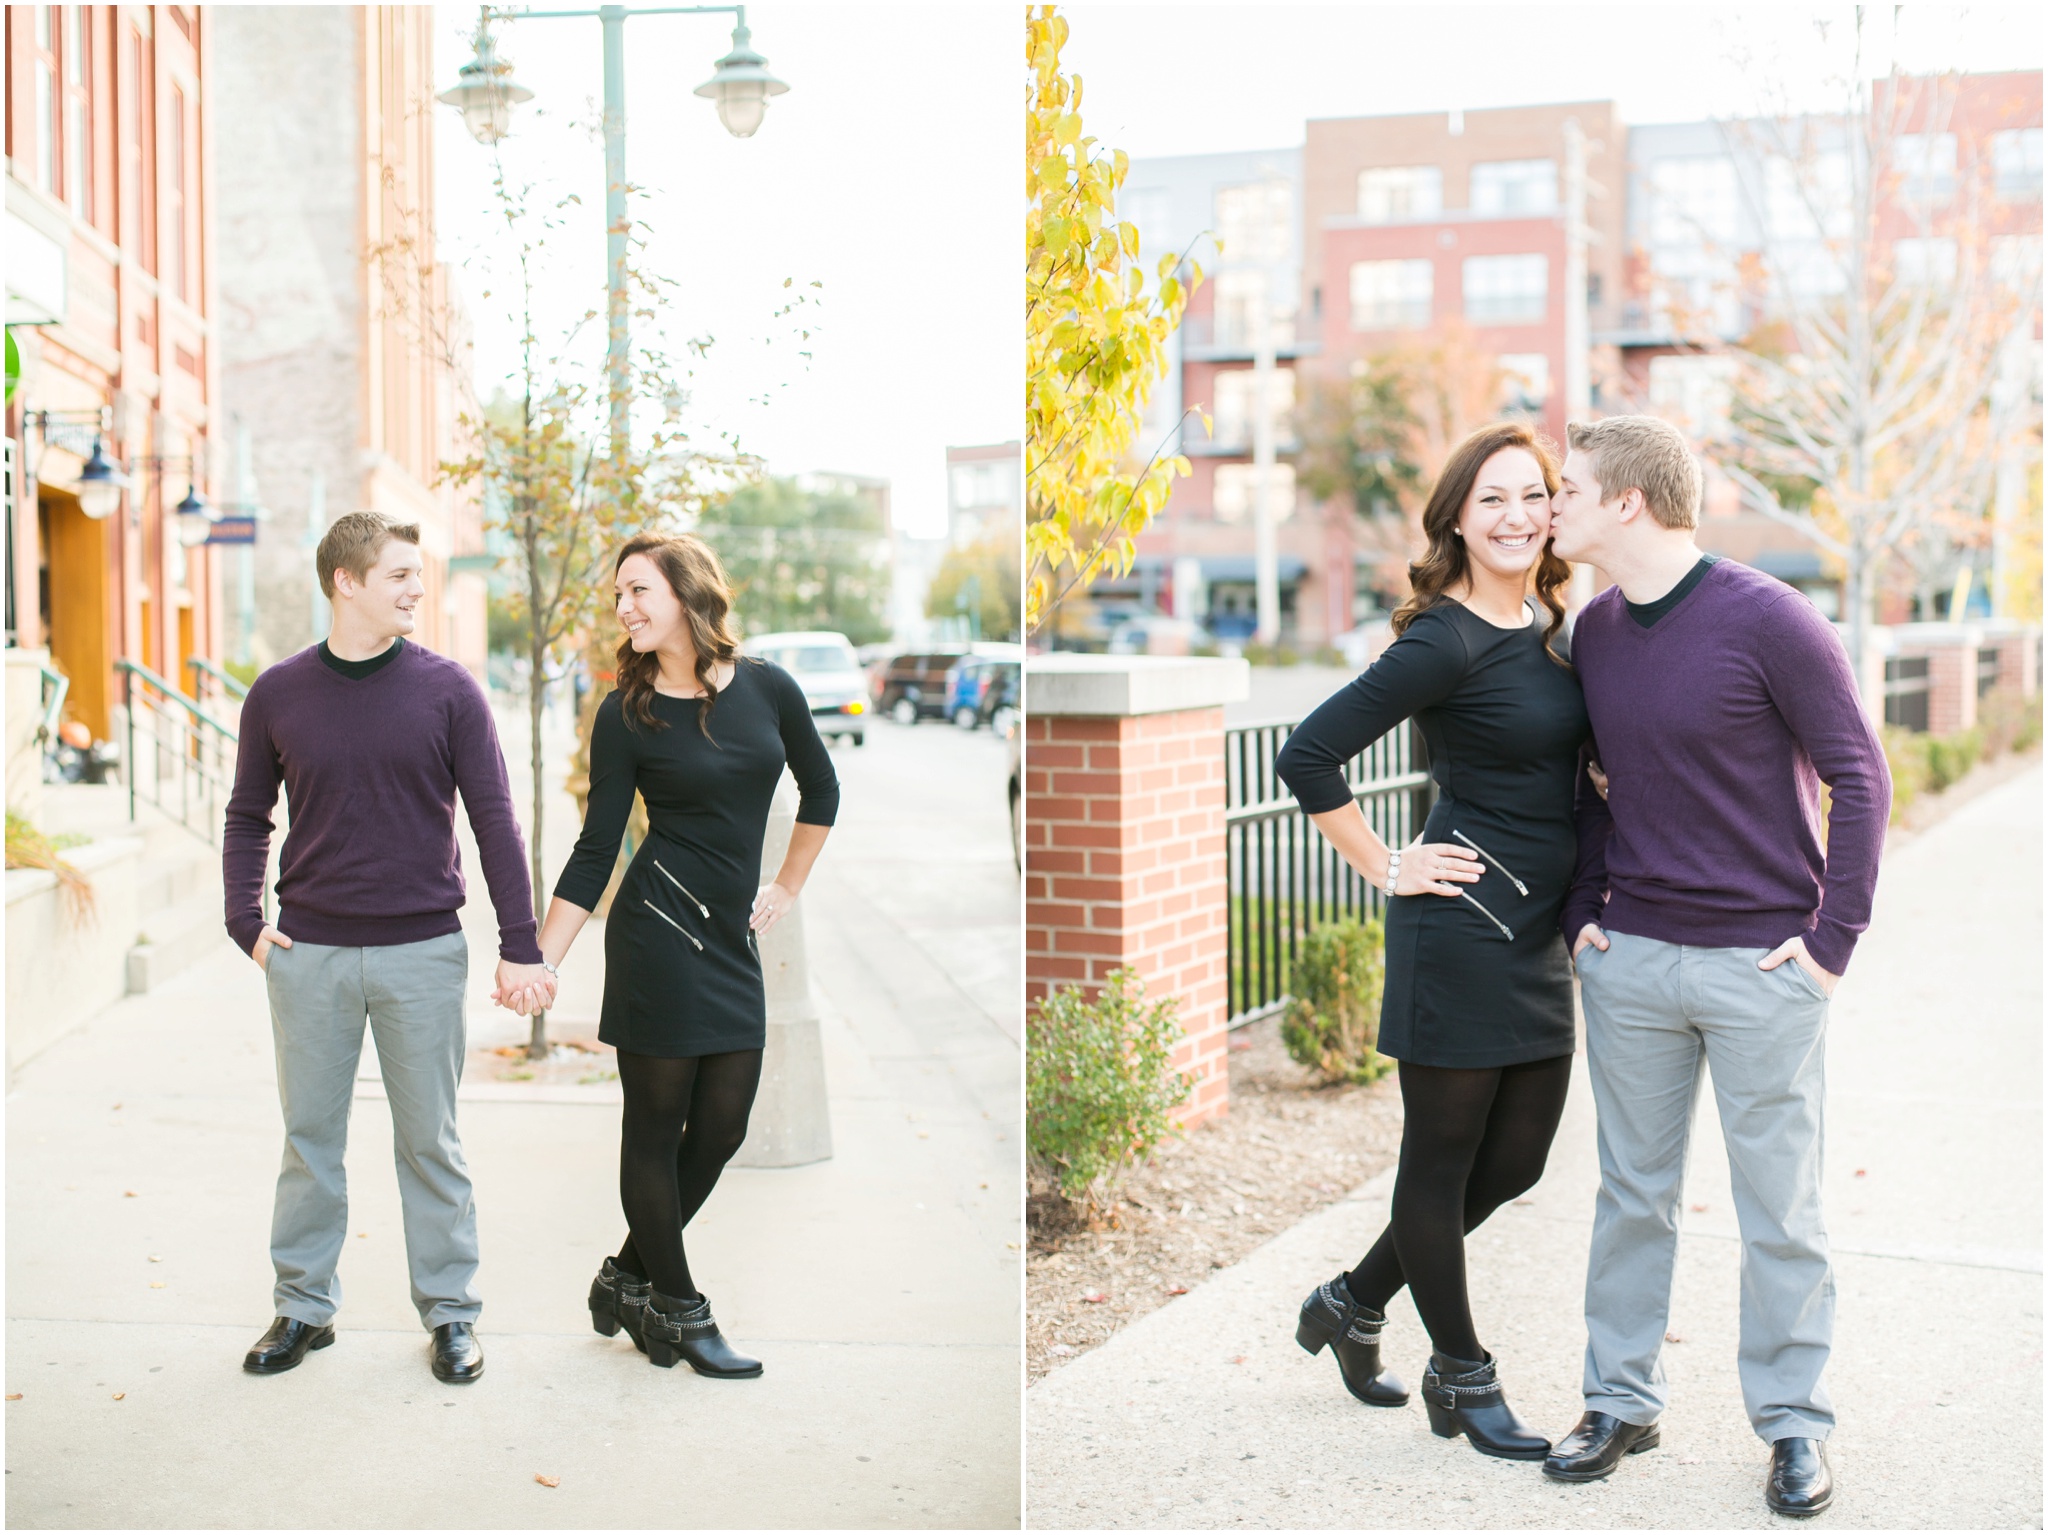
[1211,269,1294,349]
[1893,236,1958,287]
[1992,129,2043,201]
[1121,186,1173,267]
[1894,132,1957,204]
[1469,159,1557,216]
[1764,151,1851,241]
[950,461,1017,511]
[1212,462,1297,524]
[128,24,157,274]
[1215,181,1291,265]
[1463,253,1547,324]
[34,8,59,194]
[170,84,188,300]
[1208,368,1297,449]
[64,6,92,220]
[1357,166,1442,224]
[1496,353,1551,411]
[1647,354,1735,440]
[1349,258,1433,330]
[1650,155,1741,249]
[1991,235,2042,291]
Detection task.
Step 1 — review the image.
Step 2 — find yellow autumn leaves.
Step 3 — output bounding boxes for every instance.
[1024,6,1203,634]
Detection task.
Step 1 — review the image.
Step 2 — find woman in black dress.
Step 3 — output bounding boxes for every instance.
[1278,421,1589,1460]
[513,532,839,1376]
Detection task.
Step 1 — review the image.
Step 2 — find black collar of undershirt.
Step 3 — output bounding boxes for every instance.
[318,637,406,680]
[1625,553,1720,629]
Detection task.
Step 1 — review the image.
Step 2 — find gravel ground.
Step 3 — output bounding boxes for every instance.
[1028,1019,1405,1383]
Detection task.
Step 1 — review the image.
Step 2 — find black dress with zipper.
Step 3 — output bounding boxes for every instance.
[1275,599,1588,1068]
[554,657,840,1058]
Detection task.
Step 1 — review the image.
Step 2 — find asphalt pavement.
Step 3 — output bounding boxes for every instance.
[4,706,1022,1529]
[1024,765,2043,1530]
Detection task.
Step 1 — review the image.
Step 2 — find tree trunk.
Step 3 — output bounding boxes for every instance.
[527,541,549,1063]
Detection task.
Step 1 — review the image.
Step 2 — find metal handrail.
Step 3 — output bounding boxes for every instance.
[187,655,250,701]
[114,658,239,846]
[36,666,69,746]
[115,658,239,740]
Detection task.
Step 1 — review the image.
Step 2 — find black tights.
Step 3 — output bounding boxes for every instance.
[612,1048,763,1301]
[1347,1054,1572,1363]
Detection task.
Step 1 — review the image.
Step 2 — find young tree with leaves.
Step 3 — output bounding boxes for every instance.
[1024,5,1203,634]
[695,476,891,643]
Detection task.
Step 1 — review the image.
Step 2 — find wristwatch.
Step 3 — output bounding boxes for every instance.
[540,959,560,977]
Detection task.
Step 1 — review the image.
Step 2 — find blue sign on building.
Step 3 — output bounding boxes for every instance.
[206,517,258,545]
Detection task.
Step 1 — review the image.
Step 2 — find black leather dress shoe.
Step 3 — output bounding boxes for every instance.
[1543,1410,1662,1481]
[430,1322,485,1383]
[1766,1437,1832,1517]
[243,1316,335,1374]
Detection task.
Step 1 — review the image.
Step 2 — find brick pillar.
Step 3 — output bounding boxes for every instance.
[1989,624,2042,698]
[1922,630,1979,735]
[1025,656,1250,1128]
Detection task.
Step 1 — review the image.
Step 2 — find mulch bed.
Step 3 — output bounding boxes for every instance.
[1026,1016,1403,1382]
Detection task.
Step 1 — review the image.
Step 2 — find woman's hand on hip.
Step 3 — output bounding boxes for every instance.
[750,881,796,933]
[1396,843,1482,897]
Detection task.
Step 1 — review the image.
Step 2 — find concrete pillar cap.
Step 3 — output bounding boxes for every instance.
[1026,654,1251,717]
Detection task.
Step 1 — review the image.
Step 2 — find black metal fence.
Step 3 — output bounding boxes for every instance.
[1225,718,1435,1029]
[1883,656,1931,732]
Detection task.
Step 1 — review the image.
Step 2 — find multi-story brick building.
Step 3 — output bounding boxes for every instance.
[6,3,225,747]
[212,5,487,674]
[1101,76,2040,650]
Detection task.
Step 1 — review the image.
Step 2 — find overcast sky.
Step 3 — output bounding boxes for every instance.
[433,4,1016,539]
[1059,4,2043,159]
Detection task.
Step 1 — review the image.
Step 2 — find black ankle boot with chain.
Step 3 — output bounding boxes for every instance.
[642,1289,763,1378]
[588,1258,651,1353]
[1295,1273,1409,1406]
[1422,1352,1550,1460]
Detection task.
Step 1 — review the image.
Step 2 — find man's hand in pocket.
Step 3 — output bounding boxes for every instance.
[253,926,294,971]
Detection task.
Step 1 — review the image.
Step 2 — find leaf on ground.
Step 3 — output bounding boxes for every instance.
[5,1393,21,1400]
[534,1474,560,1488]
[112,1392,126,1400]
[123,1191,138,1198]
[149,1282,165,1289]
[1665,1332,1684,1344]
[1166,1283,1188,1296]
[1689,1203,1708,1212]
[148,1255,162,1263]
[1048,1344,1075,1356]
[1080,1291,1107,1304]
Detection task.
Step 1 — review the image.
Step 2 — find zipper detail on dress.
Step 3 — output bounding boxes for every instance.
[1450,830,1528,896]
[1458,891,1516,942]
[641,899,704,951]
[651,860,710,917]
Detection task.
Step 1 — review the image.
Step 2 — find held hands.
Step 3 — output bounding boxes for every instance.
[1758,935,1840,997]
[492,959,558,1017]
[1388,842,1483,898]
[251,925,294,971]
[750,881,796,934]
[1587,761,1610,802]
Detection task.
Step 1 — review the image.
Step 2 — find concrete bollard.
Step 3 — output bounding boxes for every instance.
[732,775,833,1167]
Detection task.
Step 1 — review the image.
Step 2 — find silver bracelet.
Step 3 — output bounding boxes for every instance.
[1383,849,1403,899]
[540,959,559,977]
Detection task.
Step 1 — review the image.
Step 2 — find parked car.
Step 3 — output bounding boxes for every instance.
[878,649,969,725]
[975,660,1020,735]
[745,630,870,746]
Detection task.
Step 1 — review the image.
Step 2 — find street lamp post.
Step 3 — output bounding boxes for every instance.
[439,5,789,463]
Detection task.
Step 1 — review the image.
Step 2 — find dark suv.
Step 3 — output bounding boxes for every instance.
[878,650,968,725]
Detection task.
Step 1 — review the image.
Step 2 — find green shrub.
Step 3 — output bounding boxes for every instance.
[1980,691,2043,759]
[1243,641,1300,668]
[1027,968,1191,1208]
[1281,917,1396,1086]
[1923,727,1983,792]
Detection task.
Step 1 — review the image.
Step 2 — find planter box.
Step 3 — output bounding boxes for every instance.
[6,835,143,1080]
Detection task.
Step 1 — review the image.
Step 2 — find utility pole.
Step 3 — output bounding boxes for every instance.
[1251,271,1280,646]
[600,5,631,463]
[1562,117,1598,610]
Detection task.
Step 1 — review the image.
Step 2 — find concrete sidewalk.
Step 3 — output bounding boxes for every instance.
[5,719,1020,1529]
[1025,766,2043,1529]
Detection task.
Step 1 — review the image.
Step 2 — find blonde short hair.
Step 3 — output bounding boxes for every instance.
[316,511,421,599]
[1566,416,1702,530]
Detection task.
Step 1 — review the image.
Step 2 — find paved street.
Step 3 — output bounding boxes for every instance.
[1025,766,2042,1529]
[4,708,1021,1530]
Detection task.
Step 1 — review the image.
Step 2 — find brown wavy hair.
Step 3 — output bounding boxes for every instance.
[1390,420,1572,667]
[611,532,742,739]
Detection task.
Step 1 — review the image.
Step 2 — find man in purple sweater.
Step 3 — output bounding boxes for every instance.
[1543,417,1890,1517]
[224,512,555,1384]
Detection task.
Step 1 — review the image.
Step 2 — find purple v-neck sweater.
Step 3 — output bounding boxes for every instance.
[1561,558,1891,975]
[222,643,543,963]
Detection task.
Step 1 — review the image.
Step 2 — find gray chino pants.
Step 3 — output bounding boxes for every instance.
[263,932,481,1329]
[1576,930,1834,1442]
